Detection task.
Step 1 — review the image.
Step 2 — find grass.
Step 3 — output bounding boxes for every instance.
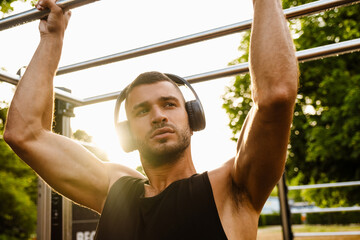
[257,224,360,240]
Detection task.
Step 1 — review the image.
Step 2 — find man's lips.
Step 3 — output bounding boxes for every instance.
[150,127,175,139]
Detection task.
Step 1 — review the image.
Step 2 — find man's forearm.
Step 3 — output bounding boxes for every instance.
[6,37,63,137]
[5,0,70,143]
[250,0,298,105]
[17,37,63,131]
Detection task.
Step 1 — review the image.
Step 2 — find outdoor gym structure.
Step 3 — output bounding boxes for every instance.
[0,0,359,239]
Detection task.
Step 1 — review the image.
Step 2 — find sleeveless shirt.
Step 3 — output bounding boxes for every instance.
[94,172,227,240]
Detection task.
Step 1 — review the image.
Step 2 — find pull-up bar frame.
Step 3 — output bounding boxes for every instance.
[55,0,360,75]
[1,0,357,33]
[0,0,99,31]
[0,0,359,107]
[1,38,360,106]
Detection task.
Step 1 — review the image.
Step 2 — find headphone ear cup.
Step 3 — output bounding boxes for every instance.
[185,100,206,131]
[116,121,137,153]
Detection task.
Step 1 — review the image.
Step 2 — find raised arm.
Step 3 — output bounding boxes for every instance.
[4,0,143,213]
[231,0,298,212]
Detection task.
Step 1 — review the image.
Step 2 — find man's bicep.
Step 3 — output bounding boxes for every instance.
[14,130,110,212]
[232,105,292,212]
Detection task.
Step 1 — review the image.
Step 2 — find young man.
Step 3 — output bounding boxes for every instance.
[4,0,298,239]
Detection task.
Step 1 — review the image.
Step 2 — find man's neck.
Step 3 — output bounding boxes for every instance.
[140,149,196,196]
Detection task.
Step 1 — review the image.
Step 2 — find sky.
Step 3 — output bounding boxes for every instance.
[0,0,254,172]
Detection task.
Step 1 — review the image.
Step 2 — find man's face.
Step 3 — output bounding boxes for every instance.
[125,81,192,166]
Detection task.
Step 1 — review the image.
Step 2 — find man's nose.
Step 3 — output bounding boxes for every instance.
[151,106,168,125]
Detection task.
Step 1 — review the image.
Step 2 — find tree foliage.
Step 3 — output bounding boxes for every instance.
[0,0,19,14]
[0,104,109,239]
[73,129,93,143]
[72,129,109,162]
[222,1,360,207]
[0,0,35,15]
[0,102,37,239]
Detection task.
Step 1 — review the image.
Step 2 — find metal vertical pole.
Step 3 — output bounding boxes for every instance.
[278,173,294,240]
[53,88,75,240]
[61,122,73,240]
[37,87,74,240]
[37,180,52,239]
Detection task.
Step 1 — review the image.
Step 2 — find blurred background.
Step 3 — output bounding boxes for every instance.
[1,0,359,239]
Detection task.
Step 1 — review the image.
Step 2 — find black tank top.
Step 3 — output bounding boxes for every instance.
[94,172,227,240]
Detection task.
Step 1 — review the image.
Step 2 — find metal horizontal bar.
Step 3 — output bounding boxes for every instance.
[0,70,84,106]
[288,181,360,190]
[284,0,360,19]
[79,62,250,106]
[186,38,360,84]
[297,38,360,62]
[56,20,252,75]
[80,38,360,105]
[0,0,99,31]
[82,90,122,106]
[56,0,360,75]
[295,231,360,237]
[0,70,19,85]
[2,38,360,106]
[291,206,360,214]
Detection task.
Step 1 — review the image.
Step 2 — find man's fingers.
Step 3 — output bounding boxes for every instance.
[36,2,45,11]
[36,0,62,13]
[36,0,71,35]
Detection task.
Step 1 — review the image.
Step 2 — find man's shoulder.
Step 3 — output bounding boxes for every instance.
[104,162,146,192]
[208,158,259,239]
[208,157,235,187]
[208,158,253,209]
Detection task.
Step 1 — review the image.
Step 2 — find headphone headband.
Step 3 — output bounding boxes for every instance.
[164,73,202,104]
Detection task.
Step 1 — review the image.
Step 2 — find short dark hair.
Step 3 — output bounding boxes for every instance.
[125,71,179,97]
[124,71,184,106]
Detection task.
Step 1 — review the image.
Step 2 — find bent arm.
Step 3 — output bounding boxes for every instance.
[232,0,298,212]
[4,0,143,213]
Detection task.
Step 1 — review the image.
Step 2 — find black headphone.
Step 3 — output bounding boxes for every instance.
[114,73,206,152]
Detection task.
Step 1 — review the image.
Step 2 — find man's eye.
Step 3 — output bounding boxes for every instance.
[165,102,176,108]
[136,109,148,116]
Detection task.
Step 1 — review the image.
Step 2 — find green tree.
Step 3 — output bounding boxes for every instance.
[0,102,37,239]
[222,1,360,207]
[1,0,19,14]
[73,129,93,143]
[0,106,109,240]
[1,0,41,237]
[72,129,109,162]
[136,165,146,177]
[0,0,35,14]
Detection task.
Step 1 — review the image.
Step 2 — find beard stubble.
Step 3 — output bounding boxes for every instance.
[135,123,191,168]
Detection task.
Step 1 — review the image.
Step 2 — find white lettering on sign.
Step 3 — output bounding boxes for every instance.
[76,231,96,240]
